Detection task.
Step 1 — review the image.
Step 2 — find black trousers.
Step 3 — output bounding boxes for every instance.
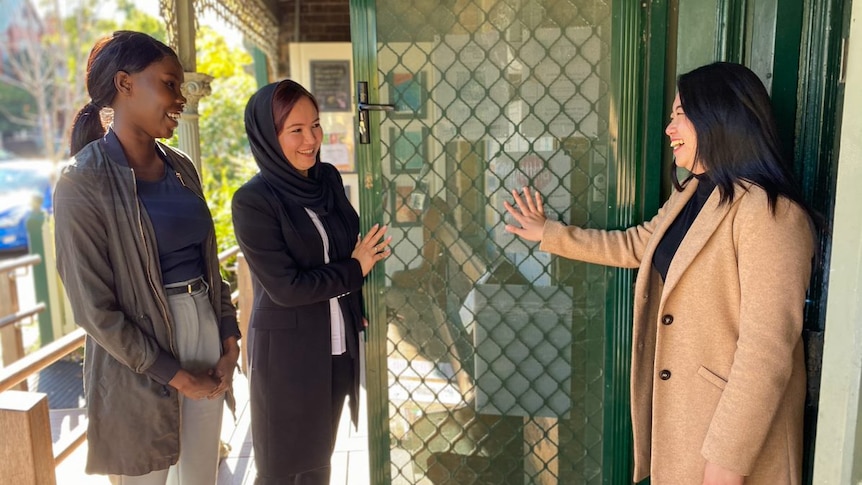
[330,352,353,448]
[255,353,354,485]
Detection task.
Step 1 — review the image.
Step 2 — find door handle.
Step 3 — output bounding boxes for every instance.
[358,102,396,111]
[357,81,395,144]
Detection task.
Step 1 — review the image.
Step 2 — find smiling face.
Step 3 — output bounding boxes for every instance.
[665,92,703,174]
[118,55,186,140]
[277,96,323,177]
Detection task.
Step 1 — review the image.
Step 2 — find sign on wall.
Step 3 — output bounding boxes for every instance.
[310,60,351,112]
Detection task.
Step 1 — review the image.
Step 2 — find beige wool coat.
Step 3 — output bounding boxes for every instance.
[540,178,814,484]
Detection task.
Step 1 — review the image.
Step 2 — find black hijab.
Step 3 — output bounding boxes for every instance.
[245,81,335,215]
[243,80,359,263]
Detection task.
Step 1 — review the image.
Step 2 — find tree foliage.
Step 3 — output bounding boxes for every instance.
[0,83,35,133]
[192,26,257,252]
[0,2,90,159]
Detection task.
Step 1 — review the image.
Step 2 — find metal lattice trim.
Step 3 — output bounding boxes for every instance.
[159,0,279,77]
[196,0,279,77]
[159,0,178,49]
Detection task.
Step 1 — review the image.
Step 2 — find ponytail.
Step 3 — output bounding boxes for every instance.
[69,102,105,156]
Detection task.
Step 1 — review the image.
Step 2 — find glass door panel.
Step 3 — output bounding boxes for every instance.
[353,2,627,483]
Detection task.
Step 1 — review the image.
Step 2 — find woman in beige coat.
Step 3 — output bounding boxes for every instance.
[505,62,816,484]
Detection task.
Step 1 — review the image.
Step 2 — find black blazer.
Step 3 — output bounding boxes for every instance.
[232,164,364,476]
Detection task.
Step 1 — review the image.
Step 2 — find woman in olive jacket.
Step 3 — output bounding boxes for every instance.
[232,80,389,484]
[505,63,817,484]
[55,31,239,481]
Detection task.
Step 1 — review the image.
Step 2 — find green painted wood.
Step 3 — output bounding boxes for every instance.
[717,0,747,63]
[794,1,849,483]
[349,2,391,484]
[643,0,670,221]
[677,0,720,72]
[748,0,778,92]
[605,0,654,482]
[251,47,269,88]
[769,0,802,157]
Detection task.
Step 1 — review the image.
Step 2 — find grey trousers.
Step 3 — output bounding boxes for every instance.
[110,277,224,485]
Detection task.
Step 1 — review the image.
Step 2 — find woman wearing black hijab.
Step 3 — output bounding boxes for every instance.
[232,80,390,484]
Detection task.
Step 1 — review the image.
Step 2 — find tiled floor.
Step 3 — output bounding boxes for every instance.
[53,371,370,485]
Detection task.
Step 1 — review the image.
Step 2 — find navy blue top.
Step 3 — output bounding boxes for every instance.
[135,165,210,284]
[102,131,210,284]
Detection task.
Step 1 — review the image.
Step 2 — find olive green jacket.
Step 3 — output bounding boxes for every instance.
[54,135,238,476]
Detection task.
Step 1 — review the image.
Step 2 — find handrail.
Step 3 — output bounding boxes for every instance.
[0,325,88,464]
[218,246,240,264]
[220,246,242,305]
[0,328,86,393]
[0,253,41,273]
[54,425,87,464]
[0,303,45,331]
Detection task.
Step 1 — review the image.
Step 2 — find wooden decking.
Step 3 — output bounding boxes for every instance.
[51,370,371,485]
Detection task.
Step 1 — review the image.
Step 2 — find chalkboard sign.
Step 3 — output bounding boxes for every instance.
[310,60,351,112]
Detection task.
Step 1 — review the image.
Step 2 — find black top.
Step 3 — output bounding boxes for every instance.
[653,173,716,281]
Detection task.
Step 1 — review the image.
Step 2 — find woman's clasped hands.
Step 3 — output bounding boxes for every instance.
[352,223,392,276]
[169,368,222,400]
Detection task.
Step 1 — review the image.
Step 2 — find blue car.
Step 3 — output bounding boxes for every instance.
[0,160,58,253]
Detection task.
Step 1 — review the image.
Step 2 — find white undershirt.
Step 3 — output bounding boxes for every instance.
[305,208,347,355]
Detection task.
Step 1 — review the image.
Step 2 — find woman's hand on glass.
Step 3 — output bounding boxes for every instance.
[352,223,391,276]
[503,187,548,242]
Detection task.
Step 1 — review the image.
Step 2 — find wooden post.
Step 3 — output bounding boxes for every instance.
[237,253,253,375]
[0,269,27,391]
[0,391,56,485]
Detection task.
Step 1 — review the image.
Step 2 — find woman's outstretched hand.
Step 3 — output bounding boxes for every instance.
[503,187,548,242]
[352,223,391,276]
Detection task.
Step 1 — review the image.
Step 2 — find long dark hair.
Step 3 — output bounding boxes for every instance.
[69,31,177,155]
[673,62,810,217]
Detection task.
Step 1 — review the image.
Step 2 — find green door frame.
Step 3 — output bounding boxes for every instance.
[794,0,850,482]
[349,2,391,483]
[606,1,669,483]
